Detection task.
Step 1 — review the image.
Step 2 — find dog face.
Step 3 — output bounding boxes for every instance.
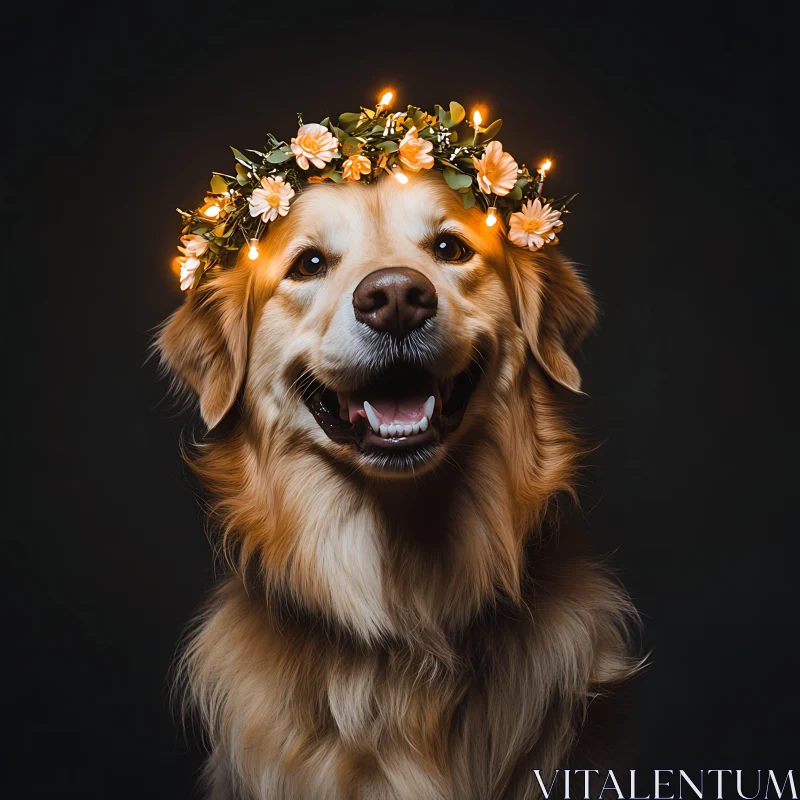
[161,171,596,480]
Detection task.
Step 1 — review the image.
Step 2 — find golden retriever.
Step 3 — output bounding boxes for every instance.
[158,170,639,798]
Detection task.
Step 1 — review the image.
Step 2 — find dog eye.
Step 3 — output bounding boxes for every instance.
[433,234,473,262]
[289,249,328,279]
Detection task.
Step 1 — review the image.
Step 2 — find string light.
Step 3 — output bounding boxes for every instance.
[376,89,394,113]
[203,203,221,218]
[393,169,409,185]
[485,206,498,227]
[248,239,260,260]
[471,107,485,145]
[536,159,553,195]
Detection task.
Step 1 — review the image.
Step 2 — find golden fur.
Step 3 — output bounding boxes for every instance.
[158,172,640,798]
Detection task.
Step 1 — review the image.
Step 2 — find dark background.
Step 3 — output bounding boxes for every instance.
[4,1,796,796]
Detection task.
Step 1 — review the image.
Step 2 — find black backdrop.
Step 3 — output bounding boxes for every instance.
[4,2,796,796]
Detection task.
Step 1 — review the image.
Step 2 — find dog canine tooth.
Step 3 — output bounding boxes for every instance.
[419,416,429,432]
[379,424,389,438]
[363,401,381,434]
[412,422,420,435]
[337,391,350,421]
[424,395,435,420]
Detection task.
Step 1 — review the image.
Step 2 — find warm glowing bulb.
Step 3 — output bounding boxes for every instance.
[472,109,483,127]
[248,240,259,260]
[204,204,221,218]
[485,207,498,227]
[539,159,552,175]
[379,90,394,107]
[393,169,409,184]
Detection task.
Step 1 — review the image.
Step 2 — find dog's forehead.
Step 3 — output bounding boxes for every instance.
[290,174,467,252]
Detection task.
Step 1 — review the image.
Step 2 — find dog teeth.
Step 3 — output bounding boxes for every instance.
[363,401,381,434]
[368,394,437,440]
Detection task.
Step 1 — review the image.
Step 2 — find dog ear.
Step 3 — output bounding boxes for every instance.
[157,269,251,430]
[507,245,597,393]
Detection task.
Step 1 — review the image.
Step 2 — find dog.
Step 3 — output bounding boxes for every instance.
[158,170,640,798]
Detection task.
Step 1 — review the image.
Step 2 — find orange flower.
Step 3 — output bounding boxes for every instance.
[472,141,518,196]
[398,126,434,172]
[291,123,339,170]
[342,155,372,181]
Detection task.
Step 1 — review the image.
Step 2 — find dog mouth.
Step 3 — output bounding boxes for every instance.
[301,361,481,466]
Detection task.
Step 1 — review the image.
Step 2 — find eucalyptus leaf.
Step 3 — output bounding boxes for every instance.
[449,101,465,125]
[266,150,291,164]
[443,166,472,191]
[461,188,476,209]
[376,140,399,152]
[338,112,362,132]
[481,119,503,141]
[509,184,523,201]
[230,147,256,167]
[210,175,228,194]
[328,171,343,183]
[342,137,362,156]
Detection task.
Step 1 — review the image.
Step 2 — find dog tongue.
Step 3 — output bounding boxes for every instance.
[348,396,428,425]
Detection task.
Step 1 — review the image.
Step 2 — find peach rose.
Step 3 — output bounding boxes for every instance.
[290,123,339,170]
[342,155,372,181]
[472,141,518,196]
[398,126,434,172]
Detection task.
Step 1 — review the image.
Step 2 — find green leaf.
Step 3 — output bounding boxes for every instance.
[443,166,473,191]
[230,147,256,167]
[461,188,476,210]
[266,149,291,164]
[191,225,209,235]
[328,171,343,183]
[211,223,227,237]
[375,140,399,152]
[342,137,362,156]
[509,184,523,201]
[449,101,465,125]
[338,112,362,132]
[209,175,228,194]
[235,163,249,177]
[480,119,503,141]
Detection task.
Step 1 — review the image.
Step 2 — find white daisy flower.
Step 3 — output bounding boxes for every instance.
[508,198,564,251]
[249,176,295,223]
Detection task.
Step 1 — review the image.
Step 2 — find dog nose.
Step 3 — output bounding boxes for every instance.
[353,267,437,337]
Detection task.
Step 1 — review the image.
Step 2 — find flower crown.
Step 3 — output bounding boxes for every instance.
[175,92,576,291]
